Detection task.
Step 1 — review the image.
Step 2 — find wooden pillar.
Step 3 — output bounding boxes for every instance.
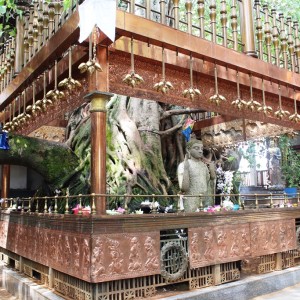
[240,0,257,57]
[84,91,113,215]
[1,164,10,208]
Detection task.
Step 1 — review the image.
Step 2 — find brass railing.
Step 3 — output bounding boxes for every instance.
[1,0,299,95]
[1,191,299,215]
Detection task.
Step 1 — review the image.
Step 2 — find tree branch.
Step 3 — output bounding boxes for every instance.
[160,108,205,120]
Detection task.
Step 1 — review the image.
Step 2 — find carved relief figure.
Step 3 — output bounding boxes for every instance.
[279,224,287,250]
[82,238,90,276]
[177,139,216,212]
[64,236,72,268]
[91,237,105,278]
[108,239,124,274]
[203,230,214,260]
[128,237,142,272]
[269,224,278,250]
[56,234,63,265]
[241,230,251,256]
[230,230,239,256]
[260,225,269,250]
[217,230,227,258]
[144,236,159,270]
[190,232,201,262]
[73,237,80,272]
[251,226,259,252]
[286,223,295,248]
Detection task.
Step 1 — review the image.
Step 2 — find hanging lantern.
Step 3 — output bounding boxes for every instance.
[123,37,144,87]
[209,64,226,105]
[153,47,173,94]
[274,85,290,119]
[289,90,300,123]
[182,54,201,100]
[78,26,103,74]
[231,71,246,110]
[257,79,272,115]
[246,74,261,111]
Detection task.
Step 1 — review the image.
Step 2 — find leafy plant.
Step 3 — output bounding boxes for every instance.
[278,135,300,187]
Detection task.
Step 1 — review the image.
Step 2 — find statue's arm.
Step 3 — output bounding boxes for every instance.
[208,162,216,180]
[178,158,190,192]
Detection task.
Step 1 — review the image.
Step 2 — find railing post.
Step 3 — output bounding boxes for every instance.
[185,0,193,35]
[172,0,179,30]
[240,0,257,57]
[15,15,25,74]
[160,0,166,25]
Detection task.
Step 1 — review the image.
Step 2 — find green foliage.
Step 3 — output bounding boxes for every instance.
[261,0,300,22]
[238,141,257,168]
[278,135,300,187]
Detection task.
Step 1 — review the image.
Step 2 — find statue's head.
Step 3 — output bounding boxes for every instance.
[186,139,204,159]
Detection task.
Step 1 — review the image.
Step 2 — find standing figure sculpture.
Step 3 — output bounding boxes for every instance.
[268,139,283,186]
[177,139,216,212]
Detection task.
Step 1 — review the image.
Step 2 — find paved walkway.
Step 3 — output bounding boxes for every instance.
[251,282,300,299]
[0,286,17,300]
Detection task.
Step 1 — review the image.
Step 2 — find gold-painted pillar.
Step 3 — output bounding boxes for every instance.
[84,91,113,215]
[1,164,10,208]
[240,0,257,57]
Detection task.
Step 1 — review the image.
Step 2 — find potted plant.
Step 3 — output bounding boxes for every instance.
[278,135,300,197]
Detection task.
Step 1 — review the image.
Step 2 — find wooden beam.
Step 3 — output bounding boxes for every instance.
[116,11,300,91]
[193,115,238,131]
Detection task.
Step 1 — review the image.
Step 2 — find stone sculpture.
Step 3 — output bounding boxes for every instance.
[177,139,216,212]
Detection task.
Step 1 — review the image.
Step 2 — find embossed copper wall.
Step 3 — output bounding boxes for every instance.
[0,211,298,283]
[189,219,296,269]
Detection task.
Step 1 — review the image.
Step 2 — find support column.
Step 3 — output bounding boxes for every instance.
[1,164,10,208]
[84,91,113,215]
[212,264,221,285]
[240,0,257,57]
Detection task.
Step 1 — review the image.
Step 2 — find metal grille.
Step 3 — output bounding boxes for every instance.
[189,266,214,289]
[54,270,93,300]
[221,262,240,283]
[257,254,276,274]
[282,250,300,269]
[22,257,49,286]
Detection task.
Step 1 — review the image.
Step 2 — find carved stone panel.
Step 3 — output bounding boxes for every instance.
[0,219,8,248]
[189,224,251,269]
[90,232,160,283]
[250,219,296,257]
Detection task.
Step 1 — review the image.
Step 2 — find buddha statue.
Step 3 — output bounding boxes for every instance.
[177,139,216,212]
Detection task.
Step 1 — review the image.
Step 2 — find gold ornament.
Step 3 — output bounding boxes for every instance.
[274,85,290,119]
[289,90,300,123]
[153,48,174,94]
[182,54,201,100]
[231,71,246,110]
[246,74,261,111]
[209,65,226,105]
[257,79,272,115]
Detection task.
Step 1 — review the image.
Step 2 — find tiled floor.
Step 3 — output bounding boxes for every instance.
[251,282,300,299]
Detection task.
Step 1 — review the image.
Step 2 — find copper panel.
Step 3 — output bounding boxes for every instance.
[250,219,296,257]
[189,224,251,269]
[0,219,8,248]
[109,52,300,130]
[90,232,160,283]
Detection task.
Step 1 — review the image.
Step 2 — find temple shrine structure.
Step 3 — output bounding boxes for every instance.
[1,0,300,299]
